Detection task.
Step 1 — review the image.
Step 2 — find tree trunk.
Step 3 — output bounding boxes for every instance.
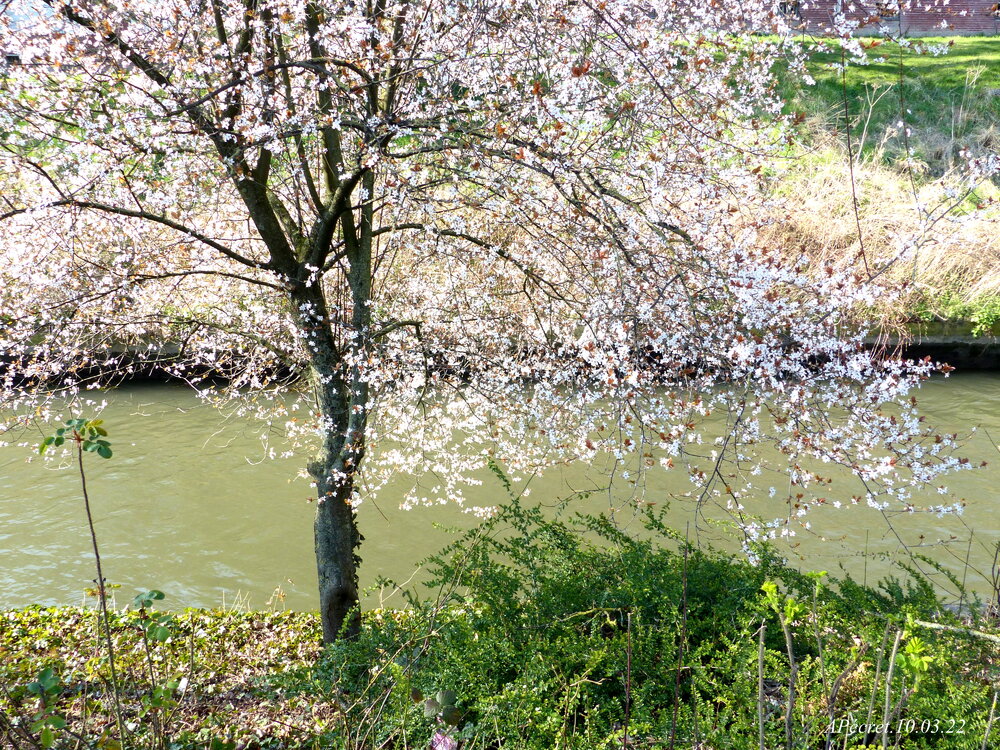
[291,169,372,644]
[314,469,362,642]
[290,282,366,644]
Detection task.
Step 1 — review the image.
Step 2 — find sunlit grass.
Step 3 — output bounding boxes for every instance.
[762,36,1000,325]
[782,36,1000,171]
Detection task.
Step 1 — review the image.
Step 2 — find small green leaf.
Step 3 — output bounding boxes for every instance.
[31,667,60,694]
[436,690,456,707]
[132,589,165,608]
[784,597,805,623]
[148,624,171,642]
[97,445,113,459]
[760,580,780,610]
[40,726,54,749]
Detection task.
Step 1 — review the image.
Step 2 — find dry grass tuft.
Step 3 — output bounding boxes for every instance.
[762,137,1000,322]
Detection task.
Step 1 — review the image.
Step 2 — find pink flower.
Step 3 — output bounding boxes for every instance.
[431,730,458,750]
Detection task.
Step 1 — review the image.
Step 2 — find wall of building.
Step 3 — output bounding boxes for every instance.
[785,0,1000,35]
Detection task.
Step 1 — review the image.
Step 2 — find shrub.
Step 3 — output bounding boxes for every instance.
[316,500,997,749]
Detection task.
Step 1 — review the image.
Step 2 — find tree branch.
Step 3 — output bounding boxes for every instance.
[0,201,268,270]
[371,319,422,340]
[370,222,569,301]
[128,269,284,291]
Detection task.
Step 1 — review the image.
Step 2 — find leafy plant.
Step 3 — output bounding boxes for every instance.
[30,423,179,749]
[39,418,125,744]
[25,667,67,749]
[304,497,998,749]
[40,418,112,459]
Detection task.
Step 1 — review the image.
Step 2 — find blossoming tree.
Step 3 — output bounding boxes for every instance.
[0,0,965,642]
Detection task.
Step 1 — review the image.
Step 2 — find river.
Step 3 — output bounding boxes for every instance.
[1,374,998,611]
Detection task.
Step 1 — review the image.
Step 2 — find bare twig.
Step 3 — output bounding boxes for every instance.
[880,628,904,750]
[983,689,998,750]
[758,621,767,750]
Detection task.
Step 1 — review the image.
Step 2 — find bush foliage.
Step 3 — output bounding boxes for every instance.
[317,502,998,749]
[3,502,998,749]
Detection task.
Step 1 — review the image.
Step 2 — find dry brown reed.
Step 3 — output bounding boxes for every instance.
[762,137,1000,318]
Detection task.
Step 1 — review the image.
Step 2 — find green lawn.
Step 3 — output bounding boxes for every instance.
[783,36,1000,170]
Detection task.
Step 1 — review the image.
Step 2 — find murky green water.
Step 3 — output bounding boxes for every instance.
[1,375,998,611]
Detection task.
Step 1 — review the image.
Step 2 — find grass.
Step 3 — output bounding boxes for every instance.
[784,37,1000,172]
[764,36,1000,330]
[760,148,1000,327]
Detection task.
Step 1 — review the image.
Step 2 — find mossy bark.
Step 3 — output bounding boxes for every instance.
[313,472,362,642]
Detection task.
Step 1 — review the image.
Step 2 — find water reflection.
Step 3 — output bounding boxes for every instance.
[1,375,997,610]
